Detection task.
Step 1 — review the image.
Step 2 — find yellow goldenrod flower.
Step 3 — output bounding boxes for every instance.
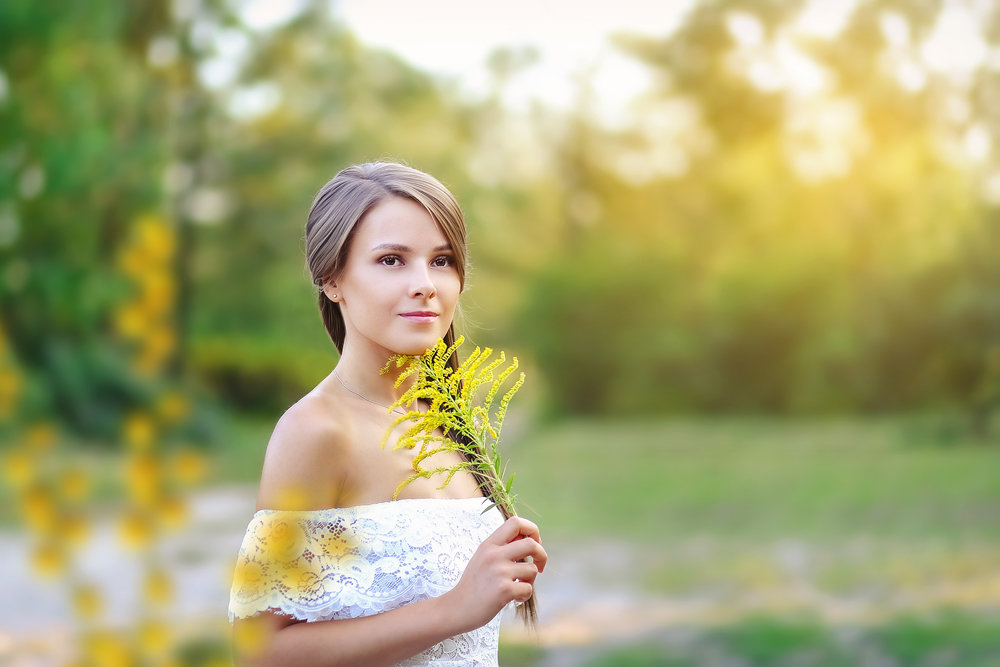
[82,631,133,667]
[258,516,308,563]
[382,337,524,515]
[117,244,149,279]
[58,467,90,502]
[31,540,67,578]
[138,619,170,654]
[22,484,59,533]
[72,584,104,620]
[156,392,189,422]
[156,495,187,529]
[124,453,160,506]
[112,303,149,340]
[231,558,265,598]
[275,486,310,511]
[1,448,34,488]
[118,511,154,550]
[232,613,271,658]
[143,568,173,606]
[138,271,175,315]
[169,448,206,485]
[123,412,156,451]
[278,559,325,598]
[0,367,23,416]
[26,423,57,451]
[134,215,176,265]
[62,512,91,547]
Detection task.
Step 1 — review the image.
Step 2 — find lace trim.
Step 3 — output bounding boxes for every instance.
[229,497,504,663]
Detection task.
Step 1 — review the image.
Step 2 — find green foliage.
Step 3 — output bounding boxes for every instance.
[0,1,181,435]
[191,337,332,415]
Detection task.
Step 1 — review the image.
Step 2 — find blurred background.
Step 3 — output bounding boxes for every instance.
[2,0,1000,664]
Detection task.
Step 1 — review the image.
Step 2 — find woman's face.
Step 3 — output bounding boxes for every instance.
[330,196,461,359]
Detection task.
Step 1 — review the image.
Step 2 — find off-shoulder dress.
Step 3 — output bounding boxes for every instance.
[229,496,505,667]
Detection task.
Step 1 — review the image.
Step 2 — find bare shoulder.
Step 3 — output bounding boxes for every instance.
[256,390,355,511]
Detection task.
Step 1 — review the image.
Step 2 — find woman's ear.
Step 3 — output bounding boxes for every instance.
[322,282,339,302]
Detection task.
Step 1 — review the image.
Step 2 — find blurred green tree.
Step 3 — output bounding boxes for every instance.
[517,0,1000,425]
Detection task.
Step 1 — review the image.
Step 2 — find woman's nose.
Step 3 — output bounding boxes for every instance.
[409,265,437,298]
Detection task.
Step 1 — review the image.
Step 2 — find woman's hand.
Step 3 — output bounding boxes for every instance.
[444,516,547,633]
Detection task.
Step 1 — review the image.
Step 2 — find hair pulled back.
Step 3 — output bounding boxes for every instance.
[305,162,468,354]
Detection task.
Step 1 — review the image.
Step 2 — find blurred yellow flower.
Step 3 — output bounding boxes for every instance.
[232,558,265,598]
[139,271,175,315]
[156,495,188,529]
[2,448,34,488]
[117,244,148,279]
[232,613,270,658]
[27,423,57,451]
[83,632,133,667]
[0,367,22,416]
[144,326,177,358]
[62,512,91,547]
[135,215,176,265]
[144,568,173,606]
[72,584,103,620]
[113,303,148,340]
[59,467,91,501]
[275,486,310,511]
[31,541,67,578]
[22,484,58,533]
[170,448,206,485]
[125,453,160,505]
[123,412,156,451]
[156,392,189,422]
[279,559,324,598]
[138,619,170,654]
[118,511,154,550]
[258,516,308,563]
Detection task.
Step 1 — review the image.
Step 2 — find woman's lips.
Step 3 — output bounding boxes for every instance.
[400,311,438,323]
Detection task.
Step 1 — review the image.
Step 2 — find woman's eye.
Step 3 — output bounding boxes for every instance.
[433,256,453,267]
[379,255,401,266]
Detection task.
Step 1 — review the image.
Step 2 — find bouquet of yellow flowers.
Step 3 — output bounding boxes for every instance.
[381,336,525,517]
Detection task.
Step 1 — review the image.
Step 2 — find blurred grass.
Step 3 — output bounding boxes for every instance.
[580,612,1000,667]
[504,414,1000,542]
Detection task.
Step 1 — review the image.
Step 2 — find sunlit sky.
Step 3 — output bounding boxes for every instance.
[329,0,697,124]
[232,0,697,126]
[230,0,996,130]
[222,0,1000,188]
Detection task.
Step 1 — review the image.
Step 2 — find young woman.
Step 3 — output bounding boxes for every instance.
[229,162,546,667]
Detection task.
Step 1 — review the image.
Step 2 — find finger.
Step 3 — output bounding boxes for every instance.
[512,561,539,584]
[511,517,541,543]
[487,516,540,546]
[511,580,534,603]
[503,538,547,571]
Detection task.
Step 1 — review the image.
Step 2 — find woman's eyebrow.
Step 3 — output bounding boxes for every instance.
[370,243,453,252]
[370,243,410,253]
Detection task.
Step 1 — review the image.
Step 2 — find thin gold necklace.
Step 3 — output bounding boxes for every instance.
[334,369,407,415]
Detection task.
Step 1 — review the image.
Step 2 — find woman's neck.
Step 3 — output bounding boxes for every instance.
[334,342,417,407]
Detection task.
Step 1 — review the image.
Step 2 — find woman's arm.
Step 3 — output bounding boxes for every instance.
[233,516,547,667]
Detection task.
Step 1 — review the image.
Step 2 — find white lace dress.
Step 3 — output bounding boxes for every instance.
[229,496,505,666]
